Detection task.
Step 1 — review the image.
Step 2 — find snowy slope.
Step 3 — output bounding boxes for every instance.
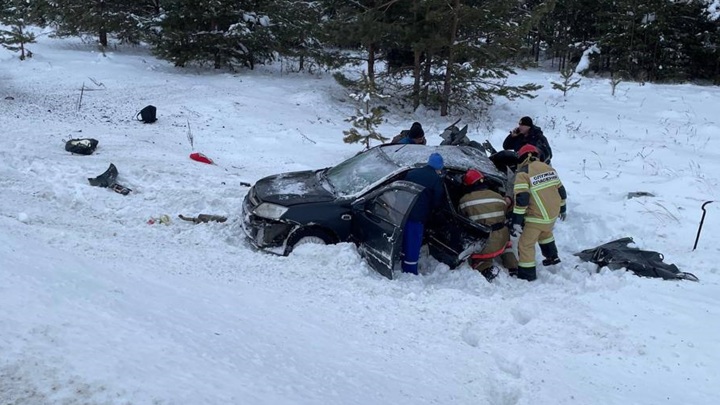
[1,34,719,405]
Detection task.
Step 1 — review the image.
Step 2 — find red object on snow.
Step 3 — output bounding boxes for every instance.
[190,152,214,164]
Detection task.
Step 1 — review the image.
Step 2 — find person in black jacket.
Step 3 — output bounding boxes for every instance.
[503,116,553,165]
[389,122,426,145]
[401,152,445,274]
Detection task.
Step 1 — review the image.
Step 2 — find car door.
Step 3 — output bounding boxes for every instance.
[425,188,491,269]
[351,181,423,280]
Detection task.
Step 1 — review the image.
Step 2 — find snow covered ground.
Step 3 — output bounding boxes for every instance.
[1,33,719,405]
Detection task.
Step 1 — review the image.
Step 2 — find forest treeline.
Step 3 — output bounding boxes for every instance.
[2,1,719,115]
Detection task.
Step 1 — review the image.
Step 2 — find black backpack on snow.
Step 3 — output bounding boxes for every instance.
[136,105,157,123]
[65,138,99,155]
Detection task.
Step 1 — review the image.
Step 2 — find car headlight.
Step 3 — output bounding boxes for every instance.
[253,202,289,220]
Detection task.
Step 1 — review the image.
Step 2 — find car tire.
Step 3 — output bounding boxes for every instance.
[284,228,336,255]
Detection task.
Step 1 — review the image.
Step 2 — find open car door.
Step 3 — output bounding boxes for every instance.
[425,183,491,269]
[352,181,423,279]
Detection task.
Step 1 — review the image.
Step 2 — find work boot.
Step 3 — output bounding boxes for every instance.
[539,240,559,258]
[542,257,561,266]
[480,266,499,282]
[508,268,519,278]
[517,266,537,281]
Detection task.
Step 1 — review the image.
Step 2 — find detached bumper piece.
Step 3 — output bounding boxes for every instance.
[575,237,698,282]
[88,163,132,196]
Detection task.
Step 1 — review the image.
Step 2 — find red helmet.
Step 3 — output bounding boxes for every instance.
[517,144,539,159]
[463,169,485,186]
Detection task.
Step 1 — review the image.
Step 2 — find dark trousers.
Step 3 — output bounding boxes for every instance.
[402,220,424,274]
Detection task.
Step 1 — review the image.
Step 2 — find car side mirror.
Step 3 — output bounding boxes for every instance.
[351,197,366,212]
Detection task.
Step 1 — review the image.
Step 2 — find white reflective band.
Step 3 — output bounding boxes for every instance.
[459,198,506,209]
[469,211,506,220]
[403,260,418,265]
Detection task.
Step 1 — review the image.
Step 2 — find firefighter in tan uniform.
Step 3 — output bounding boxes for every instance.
[510,144,567,281]
[459,169,518,280]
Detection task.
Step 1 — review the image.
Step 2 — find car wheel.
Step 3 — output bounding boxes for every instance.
[284,228,335,255]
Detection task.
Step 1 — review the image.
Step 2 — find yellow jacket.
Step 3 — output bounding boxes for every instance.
[513,157,566,224]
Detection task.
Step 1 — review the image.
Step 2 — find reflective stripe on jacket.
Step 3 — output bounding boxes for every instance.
[459,190,507,224]
[459,188,511,253]
[513,158,566,224]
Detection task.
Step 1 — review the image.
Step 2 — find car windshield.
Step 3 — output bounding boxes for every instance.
[325,149,399,196]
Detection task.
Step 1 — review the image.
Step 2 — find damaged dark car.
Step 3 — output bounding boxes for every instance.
[241,144,509,279]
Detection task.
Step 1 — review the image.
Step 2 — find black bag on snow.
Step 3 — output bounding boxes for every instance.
[65,138,99,155]
[136,105,157,123]
[575,237,698,281]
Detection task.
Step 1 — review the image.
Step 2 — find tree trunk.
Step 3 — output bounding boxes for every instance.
[421,52,432,106]
[99,29,107,47]
[98,0,107,47]
[367,42,376,85]
[412,49,421,110]
[440,0,460,117]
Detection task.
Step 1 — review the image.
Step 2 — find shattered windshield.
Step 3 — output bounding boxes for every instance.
[325,149,399,196]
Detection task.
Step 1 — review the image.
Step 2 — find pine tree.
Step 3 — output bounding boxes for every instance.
[48,0,152,48]
[342,73,388,150]
[0,0,37,60]
[264,0,331,72]
[321,0,405,84]
[416,0,545,115]
[150,0,275,69]
[594,0,720,82]
[551,67,581,98]
[536,0,598,70]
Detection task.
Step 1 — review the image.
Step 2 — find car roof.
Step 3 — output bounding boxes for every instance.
[377,144,505,180]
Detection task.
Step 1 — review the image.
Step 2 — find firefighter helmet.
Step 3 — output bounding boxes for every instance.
[517,144,539,159]
[463,169,485,186]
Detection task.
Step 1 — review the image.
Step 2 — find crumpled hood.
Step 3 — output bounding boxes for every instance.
[253,170,335,206]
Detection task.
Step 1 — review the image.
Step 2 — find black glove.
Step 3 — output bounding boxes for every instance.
[559,205,567,221]
[508,213,524,237]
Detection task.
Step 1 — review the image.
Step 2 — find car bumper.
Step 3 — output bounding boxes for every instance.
[241,192,293,254]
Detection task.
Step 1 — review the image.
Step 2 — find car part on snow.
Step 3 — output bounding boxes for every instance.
[88,163,118,187]
[190,152,214,164]
[148,215,171,225]
[693,201,714,251]
[178,214,228,224]
[110,183,132,196]
[575,237,698,281]
[87,163,132,195]
[627,191,656,199]
[65,138,99,155]
[136,105,157,123]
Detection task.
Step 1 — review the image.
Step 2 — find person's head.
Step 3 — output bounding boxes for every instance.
[463,169,484,186]
[517,116,533,135]
[408,122,425,144]
[427,152,444,173]
[517,144,539,162]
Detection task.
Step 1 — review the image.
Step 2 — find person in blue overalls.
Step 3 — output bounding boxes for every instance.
[401,153,445,274]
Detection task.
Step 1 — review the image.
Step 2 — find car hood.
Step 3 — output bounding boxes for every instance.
[254,170,336,206]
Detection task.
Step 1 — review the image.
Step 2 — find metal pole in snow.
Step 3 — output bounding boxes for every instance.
[693,201,714,251]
